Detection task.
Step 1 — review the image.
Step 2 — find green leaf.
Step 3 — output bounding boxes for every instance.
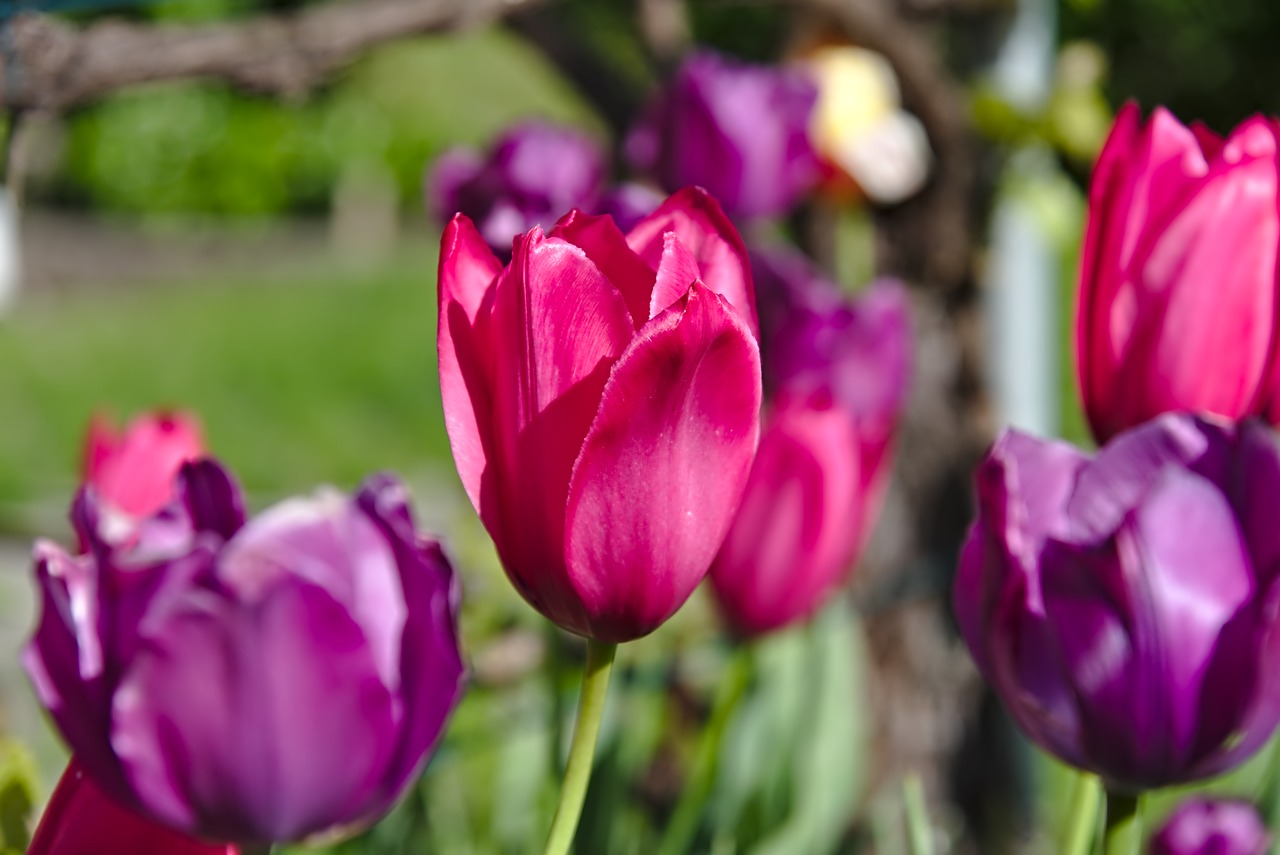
[0,739,38,852]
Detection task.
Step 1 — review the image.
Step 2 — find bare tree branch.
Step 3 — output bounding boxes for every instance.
[0,0,550,111]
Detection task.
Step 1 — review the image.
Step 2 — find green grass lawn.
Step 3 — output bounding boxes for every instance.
[0,245,453,529]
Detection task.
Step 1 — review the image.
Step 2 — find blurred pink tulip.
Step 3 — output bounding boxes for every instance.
[438,187,763,641]
[1077,103,1280,443]
[711,249,910,636]
[83,411,204,518]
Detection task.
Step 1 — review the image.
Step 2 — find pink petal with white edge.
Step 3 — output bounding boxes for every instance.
[437,215,503,516]
[551,210,656,328]
[625,187,758,335]
[563,282,762,641]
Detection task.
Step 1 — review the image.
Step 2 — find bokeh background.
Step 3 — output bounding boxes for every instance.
[0,0,1276,852]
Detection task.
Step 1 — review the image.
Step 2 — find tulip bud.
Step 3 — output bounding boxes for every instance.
[626,52,820,220]
[1151,798,1269,855]
[438,187,762,641]
[82,411,204,519]
[954,414,1280,789]
[1077,104,1280,443]
[427,122,607,257]
[24,461,465,846]
[710,246,911,635]
[28,759,235,855]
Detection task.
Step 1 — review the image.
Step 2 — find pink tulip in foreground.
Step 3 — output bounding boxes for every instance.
[28,759,236,855]
[438,186,763,643]
[1077,103,1280,443]
[83,411,204,518]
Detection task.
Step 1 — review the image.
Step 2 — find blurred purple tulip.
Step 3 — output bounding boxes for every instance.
[438,187,762,642]
[597,182,664,234]
[626,51,820,220]
[710,246,911,635]
[1151,798,1269,855]
[1078,104,1280,443]
[954,414,1280,789]
[428,121,607,256]
[24,460,465,846]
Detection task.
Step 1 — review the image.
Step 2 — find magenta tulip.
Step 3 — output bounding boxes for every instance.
[710,247,910,635]
[1077,103,1280,443]
[438,186,762,641]
[1151,798,1270,855]
[24,460,465,846]
[28,759,236,855]
[954,414,1280,789]
[83,411,204,519]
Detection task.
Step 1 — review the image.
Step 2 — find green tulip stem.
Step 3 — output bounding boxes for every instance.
[1103,789,1143,855]
[1062,772,1102,855]
[903,773,935,855]
[543,639,617,855]
[655,645,754,855]
[240,845,273,855]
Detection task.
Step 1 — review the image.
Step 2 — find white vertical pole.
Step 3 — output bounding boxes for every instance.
[986,0,1059,438]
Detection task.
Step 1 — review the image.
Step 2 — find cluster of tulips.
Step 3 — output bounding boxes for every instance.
[17,40,1280,855]
[957,104,1280,854]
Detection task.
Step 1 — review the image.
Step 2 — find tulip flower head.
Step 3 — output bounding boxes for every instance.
[954,414,1280,790]
[24,461,465,846]
[83,410,204,519]
[711,246,911,635]
[1151,798,1270,855]
[626,51,821,220]
[28,759,236,855]
[438,186,763,642]
[1077,104,1280,443]
[428,122,607,257]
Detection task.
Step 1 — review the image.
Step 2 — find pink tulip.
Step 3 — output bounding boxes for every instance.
[1077,103,1280,443]
[28,759,235,855]
[710,252,911,636]
[438,187,763,641]
[83,411,205,518]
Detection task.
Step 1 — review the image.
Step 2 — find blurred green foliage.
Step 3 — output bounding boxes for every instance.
[1062,0,1280,130]
[57,28,602,217]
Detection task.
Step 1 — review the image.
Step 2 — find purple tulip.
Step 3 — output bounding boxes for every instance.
[24,460,465,846]
[710,247,911,635]
[428,122,607,256]
[596,182,664,234]
[1151,799,1269,855]
[626,51,821,220]
[438,186,762,642]
[954,414,1280,789]
[1078,104,1280,443]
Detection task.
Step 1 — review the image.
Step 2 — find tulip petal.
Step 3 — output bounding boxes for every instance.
[649,232,702,320]
[1065,413,1230,541]
[177,460,245,543]
[564,282,761,641]
[112,580,398,843]
[550,210,655,327]
[485,229,636,627]
[355,477,466,794]
[1229,421,1280,587]
[27,760,234,855]
[1110,121,1280,425]
[625,187,758,334]
[710,400,860,636]
[1045,469,1253,785]
[23,542,119,791]
[437,215,503,517]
